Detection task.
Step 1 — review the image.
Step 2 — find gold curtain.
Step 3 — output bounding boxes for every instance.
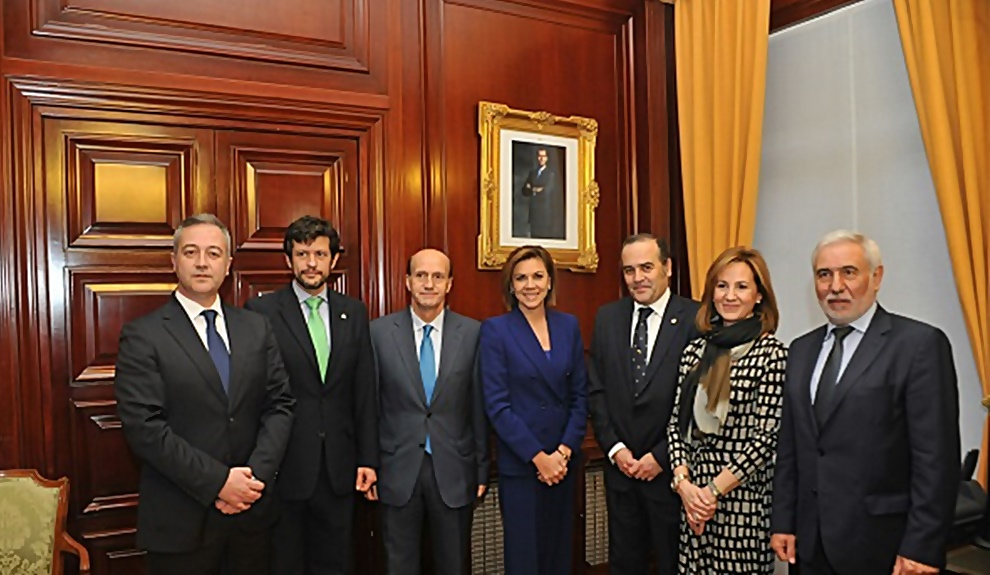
[894,0,990,486]
[674,0,770,297]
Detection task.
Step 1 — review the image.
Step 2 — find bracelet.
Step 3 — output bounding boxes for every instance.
[556,448,571,461]
[707,481,723,499]
[670,472,689,492]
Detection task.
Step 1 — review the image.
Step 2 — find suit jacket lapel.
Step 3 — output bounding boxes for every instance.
[819,307,892,429]
[639,295,688,393]
[224,305,247,409]
[277,287,320,379]
[508,308,562,400]
[797,327,827,436]
[614,298,634,392]
[391,311,427,405]
[432,312,462,404]
[162,297,227,404]
[325,290,351,391]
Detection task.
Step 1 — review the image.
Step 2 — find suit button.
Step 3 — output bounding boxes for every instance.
[540,403,547,410]
[818,448,825,456]
[634,393,640,398]
[228,417,234,423]
[319,431,326,439]
[812,488,818,496]
[427,412,432,418]
[419,443,425,448]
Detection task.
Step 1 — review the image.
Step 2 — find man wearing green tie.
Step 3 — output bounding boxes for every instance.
[245,215,378,575]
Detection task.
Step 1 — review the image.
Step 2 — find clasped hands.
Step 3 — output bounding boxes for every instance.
[533,445,572,486]
[676,480,716,535]
[215,467,264,515]
[613,448,662,481]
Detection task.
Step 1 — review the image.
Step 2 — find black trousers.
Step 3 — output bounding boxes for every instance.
[271,450,355,575]
[605,484,680,575]
[380,453,473,575]
[146,512,272,575]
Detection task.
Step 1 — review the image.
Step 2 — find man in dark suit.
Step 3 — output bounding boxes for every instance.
[366,248,489,575]
[521,147,564,240]
[244,215,378,575]
[588,233,700,574]
[116,213,295,575]
[771,230,960,575]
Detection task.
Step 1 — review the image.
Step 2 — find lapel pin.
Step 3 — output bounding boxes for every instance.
[340,313,347,320]
[671,318,678,325]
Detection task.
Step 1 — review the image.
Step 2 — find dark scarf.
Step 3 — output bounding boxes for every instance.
[677,314,763,436]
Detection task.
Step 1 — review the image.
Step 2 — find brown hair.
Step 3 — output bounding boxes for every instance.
[500,245,557,310]
[693,246,780,411]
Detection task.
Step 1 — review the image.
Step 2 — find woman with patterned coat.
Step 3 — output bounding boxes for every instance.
[666,247,788,574]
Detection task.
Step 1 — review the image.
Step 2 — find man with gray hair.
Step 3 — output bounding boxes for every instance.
[116,213,295,574]
[770,230,960,575]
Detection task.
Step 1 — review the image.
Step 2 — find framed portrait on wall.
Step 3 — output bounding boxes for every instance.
[477,101,599,272]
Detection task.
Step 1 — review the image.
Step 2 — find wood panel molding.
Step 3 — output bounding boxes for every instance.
[68,270,177,382]
[770,0,864,32]
[69,399,139,515]
[31,0,370,71]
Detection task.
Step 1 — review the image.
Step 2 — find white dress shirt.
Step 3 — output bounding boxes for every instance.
[411,307,444,375]
[609,288,673,463]
[173,290,229,352]
[809,302,878,400]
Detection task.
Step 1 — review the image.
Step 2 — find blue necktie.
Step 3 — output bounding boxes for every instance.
[420,325,436,453]
[201,310,230,393]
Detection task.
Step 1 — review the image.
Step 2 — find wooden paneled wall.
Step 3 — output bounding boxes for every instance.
[0,1,678,573]
[0,1,850,573]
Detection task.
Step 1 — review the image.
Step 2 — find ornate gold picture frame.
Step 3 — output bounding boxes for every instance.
[477,101,599,272]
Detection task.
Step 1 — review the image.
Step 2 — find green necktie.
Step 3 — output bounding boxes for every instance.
[305,296,330,381]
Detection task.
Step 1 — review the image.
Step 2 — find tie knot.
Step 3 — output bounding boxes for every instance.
[423,325,433,337]
[305,296,322,312]
[201,309,218,325]
[832,326,854,341]
[637,307,653,322]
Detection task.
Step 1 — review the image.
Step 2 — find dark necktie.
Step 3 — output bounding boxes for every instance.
[201,310,230,393]
[814,325,854,425]
[632,307,653,389]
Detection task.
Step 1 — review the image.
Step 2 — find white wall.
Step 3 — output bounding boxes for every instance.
[757,0,983,548]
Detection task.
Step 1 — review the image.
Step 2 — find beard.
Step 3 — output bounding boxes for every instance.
[295,270,329,291]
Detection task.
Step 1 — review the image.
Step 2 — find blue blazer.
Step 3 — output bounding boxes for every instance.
[480,307,588,477]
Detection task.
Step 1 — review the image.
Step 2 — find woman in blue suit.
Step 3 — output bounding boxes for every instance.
[480,245,588,575]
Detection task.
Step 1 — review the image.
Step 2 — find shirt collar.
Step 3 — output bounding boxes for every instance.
[411,307,445,334]
[173,289,223,323]
[633,287,671,320]
[827,301,878,338]
[292,280,328,306]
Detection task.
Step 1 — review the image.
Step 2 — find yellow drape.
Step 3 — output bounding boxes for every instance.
[674,0,770,297]
[894,0,990,487]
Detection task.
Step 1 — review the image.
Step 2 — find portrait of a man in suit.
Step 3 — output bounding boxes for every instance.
[511,143,566,240]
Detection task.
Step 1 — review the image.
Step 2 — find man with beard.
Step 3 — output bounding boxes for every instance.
[245,216,377,575]
[771,230,959,575]
[365,248,489,575]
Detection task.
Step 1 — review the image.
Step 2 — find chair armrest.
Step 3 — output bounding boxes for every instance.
[60,531,91,574]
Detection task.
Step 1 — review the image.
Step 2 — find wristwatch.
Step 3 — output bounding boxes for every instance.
[670,472,689,492]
